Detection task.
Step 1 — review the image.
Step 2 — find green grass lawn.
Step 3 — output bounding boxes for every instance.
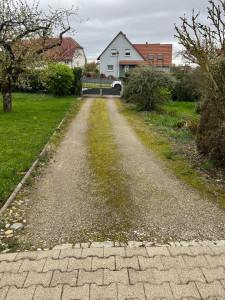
[0,93,77,206]
[83,83,111,88]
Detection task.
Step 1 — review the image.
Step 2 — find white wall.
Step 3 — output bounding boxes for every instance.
[99,33,143,78]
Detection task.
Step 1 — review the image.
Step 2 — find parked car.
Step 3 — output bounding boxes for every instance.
[111,80,122,91]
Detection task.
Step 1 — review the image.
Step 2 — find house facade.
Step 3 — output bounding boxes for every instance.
[97,32,172,78]
[47,37,86,68]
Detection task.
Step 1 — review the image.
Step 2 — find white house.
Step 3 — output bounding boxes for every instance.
[47,37,86,68]
[97,31,172,78]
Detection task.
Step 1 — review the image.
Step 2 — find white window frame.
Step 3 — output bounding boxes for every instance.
[125,49,131,56]
[107,65,114,71]
[111,49,117,56]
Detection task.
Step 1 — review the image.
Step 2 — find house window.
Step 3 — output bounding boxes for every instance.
[158,54,163,60]
[107,65,114,71]
[148,54,154,60]
[111,49,117,56]
[125,49,131,56]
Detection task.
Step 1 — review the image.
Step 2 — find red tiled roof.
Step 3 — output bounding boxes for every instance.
[133,44,172,66]
[46,37,83,61]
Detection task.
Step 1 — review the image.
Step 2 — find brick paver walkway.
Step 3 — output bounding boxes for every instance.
[0,242,225,299]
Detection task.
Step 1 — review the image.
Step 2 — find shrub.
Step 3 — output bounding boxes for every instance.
[46,63,74,95]
[124,66,175,110]
[107,75,115,80]
[100,73,106,78]
[71,67,82,95]
[186,117,199,135]
[86,72,92,78]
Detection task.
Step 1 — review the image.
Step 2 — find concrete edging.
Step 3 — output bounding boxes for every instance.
[0,99,79,216]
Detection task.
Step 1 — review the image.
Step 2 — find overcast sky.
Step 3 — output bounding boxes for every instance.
[37,0,210,64]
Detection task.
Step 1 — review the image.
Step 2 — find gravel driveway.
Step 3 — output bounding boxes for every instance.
[17,98,225,248]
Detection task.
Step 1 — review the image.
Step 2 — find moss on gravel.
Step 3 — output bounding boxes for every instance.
[116,99,225,207]
[87,98,134,240]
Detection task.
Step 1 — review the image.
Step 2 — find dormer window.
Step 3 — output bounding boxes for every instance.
[158,54,163,60]
[125,49,131,56]
[111,49,117,56]
[148,54,154,60]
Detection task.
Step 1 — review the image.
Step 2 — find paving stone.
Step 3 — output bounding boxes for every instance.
[196,281,225,298]
[53,244,72,250]
[0,260,22,273]
[129,269,155,285]
[104,247,126,258]
[36,250,60,260]
[43,257,69,272]
[91,241,114,248]
[138,256,163,270]
[62,284,89,300]
[206,254,225,268]
[169,247,192,256]
[146,246,170,257]
[104,269,129,285]
[77,269,103,286]
[177,268,206,284]
[19,258,46,273]
[33,285,63,300]
[0,272,27,288]
[183,255,210,268]
[128,241,143,247]
[0,287,9,300]
[92,256,115,271]
[0,253,17,262]
[209,246,225,255]
[221,279,225,289]
[15,251,38,261]
[170,282,201,299]
[117,283,146,300]
[144,282,174,299]
[90,283,117,300]
[153,268,180,284]
[116,256,139,270]
[125,247,148,257]
[202,267,225,282]
[51,270,78,286]
[190,246,214,256]
[59,248,82,259]
[80,243,91,248]
[6,286,35,300]
[24,271,53,287]
[68,257,92,271]
[82,247,104,258]
[215,240,225,246]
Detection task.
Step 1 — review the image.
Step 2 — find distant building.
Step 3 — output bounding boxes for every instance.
[97,31,172,78]
[46,37,86,68]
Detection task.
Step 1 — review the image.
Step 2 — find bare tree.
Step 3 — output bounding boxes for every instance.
[175,0,225,165]
[0,0,79,112]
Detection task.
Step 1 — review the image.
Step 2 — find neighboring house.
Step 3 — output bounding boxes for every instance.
[97,31,172,78]
[47,37,86,68]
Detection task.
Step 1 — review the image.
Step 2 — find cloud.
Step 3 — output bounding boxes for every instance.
[30,0,210,63]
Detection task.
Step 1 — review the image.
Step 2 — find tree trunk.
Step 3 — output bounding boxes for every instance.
[1,81,12,113]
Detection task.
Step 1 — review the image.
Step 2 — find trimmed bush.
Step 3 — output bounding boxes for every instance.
[46,63,74,95]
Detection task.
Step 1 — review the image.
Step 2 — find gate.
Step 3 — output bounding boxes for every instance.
[82,78,121,96]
